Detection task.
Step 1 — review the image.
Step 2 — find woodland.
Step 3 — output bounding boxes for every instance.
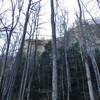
[0,0,100,100]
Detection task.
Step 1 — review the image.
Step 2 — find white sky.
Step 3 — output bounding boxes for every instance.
[39,0,100,39]
[0,0,100,52]
[0,0,100,40]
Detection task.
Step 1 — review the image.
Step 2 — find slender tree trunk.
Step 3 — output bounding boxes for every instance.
[77,0,95,100]
[26,37,38,100]
[0,0,22,87]
[85,59,95,100]
[63,25,70,100]
[61,65,65,100]
[79,47,87,100]
[50,0,58,100]
[78,0,100,94]
[17,1,32,98]
[89,52,100,93]
[85,31,100,94]
[80,45,95,100]
[3,1,32,100]
[0,28,13,87]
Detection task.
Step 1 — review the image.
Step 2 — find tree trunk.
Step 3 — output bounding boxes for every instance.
[3,0,32,100]
[50,0,58,100]
[77,0,95,100]
[63,24,71,100]
[85,59,95,100]
[85,30,100,94]
[89,51,100,93]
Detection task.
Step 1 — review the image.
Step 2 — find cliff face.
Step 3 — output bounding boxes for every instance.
[23,23,100,55]
[23,39,49,55]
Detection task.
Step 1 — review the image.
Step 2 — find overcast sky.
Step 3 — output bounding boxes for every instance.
[0,0,100,50]
[0,0,100,40]
[39,0,100,39]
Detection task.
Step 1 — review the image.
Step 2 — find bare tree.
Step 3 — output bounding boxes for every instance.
[77,0,95,100]
[50,0,58,100]
[0,0,33,100]
[79,0,100,95]
[0,0,23,88]
[61,12,71,100]
[18,1,41,100]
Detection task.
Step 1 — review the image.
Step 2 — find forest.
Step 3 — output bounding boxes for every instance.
[0,0,100,100]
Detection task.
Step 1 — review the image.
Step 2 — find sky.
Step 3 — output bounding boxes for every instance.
[0,0,100,52]
[39,0,100,39]
[38,0,78,39]
[0,0,100,41]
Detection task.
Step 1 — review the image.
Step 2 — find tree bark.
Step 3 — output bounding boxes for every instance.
[50,0,58,100]
[77,0,95,100]
[3,0,32,100]
[63,21,71,100]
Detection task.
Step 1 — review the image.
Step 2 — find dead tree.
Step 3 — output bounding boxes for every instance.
[61,13,71,100]
[18,1,41,100]
[80,0,100,95]
[77,0,95,100]
[0,0,23,88]
[50,0,58,100]
[1,0,32,100]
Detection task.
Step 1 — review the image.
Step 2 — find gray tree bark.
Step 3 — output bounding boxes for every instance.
[18,1,41,100]
[0,0,22,87]
[79,0,100,94]
[77,0,95,100]
[3,0,32,100]
[63,18,71,100]
[50,0,58,100]
[84,26,100,94]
